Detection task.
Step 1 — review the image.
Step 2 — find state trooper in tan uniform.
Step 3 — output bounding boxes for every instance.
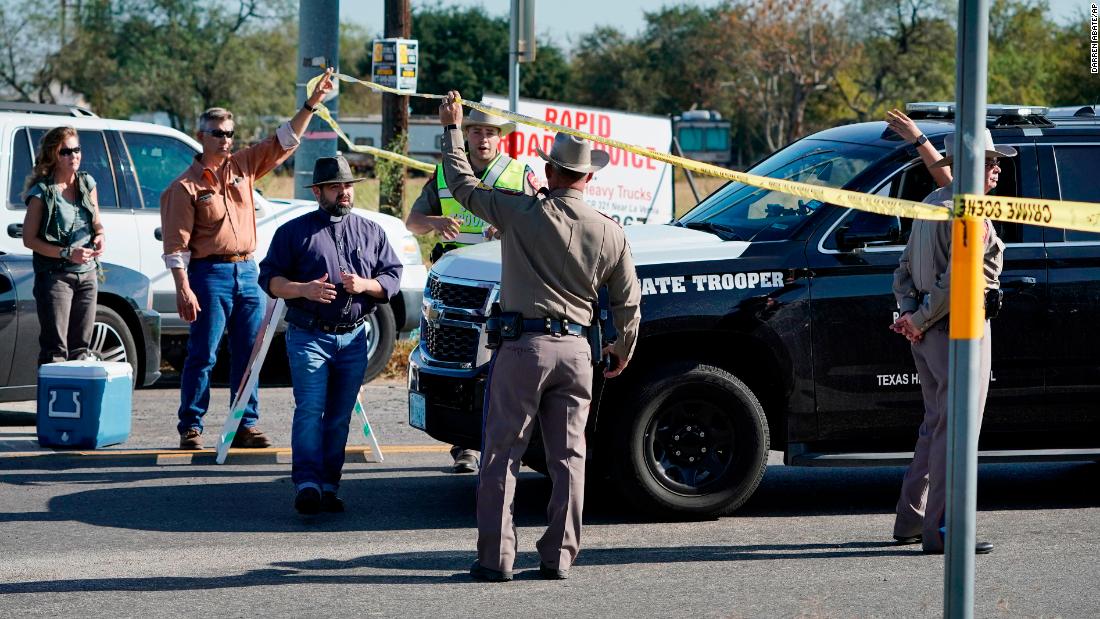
[890,129,1012,555]
[405,108,538,474]
[437,91,641,582]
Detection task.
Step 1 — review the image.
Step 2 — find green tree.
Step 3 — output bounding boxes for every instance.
[49,0,295,133]
[987,0,1059,104]
[834,0,956,122]
[1048,10,1100,106]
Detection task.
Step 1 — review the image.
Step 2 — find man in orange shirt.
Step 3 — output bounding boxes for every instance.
[161,69,335,450]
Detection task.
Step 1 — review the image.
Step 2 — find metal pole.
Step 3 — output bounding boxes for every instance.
[945,0,990,617]
[508,0,521,158]
[294,0,340,200]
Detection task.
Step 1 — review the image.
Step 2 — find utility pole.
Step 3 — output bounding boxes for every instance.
[508,0,535,157]
[380,0,410,217]
[294,0,340,200]
[945,1,990,617]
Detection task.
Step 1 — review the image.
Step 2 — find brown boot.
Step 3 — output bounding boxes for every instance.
[179,428,203,450]
[231,426,271,448]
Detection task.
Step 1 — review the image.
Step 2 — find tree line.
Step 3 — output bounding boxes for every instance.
[1,0,1095,166]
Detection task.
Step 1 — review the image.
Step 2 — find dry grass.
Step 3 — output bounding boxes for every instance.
[380,337,419,381]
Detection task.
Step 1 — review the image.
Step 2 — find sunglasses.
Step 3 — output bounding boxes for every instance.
[58,146,81,156]
[985,158,1001,168]
[206,129,235,139]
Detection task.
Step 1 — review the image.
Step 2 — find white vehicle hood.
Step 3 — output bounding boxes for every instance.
[432,223,751,283]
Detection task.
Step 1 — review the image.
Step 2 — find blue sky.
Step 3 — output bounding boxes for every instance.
[342,0,1090,47]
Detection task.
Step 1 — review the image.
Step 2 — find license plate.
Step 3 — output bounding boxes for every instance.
[409,392,427,430]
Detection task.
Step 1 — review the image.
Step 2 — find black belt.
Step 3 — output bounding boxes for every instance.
[522,318,590,338]
[286,308,368,334]
[192,253,252,263]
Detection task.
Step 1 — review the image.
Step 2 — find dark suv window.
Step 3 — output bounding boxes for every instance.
[6,129,33,208]
[1053,146,1100,242]
[12,128,120,209]
[824,153,1028,250]
[122,132,196,209]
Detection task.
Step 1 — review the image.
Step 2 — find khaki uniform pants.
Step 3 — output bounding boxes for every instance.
[476,332,593,572]
[894,320,992,552]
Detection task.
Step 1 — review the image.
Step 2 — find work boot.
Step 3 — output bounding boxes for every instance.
[321,491,345,513]
[231,426,271,448]
[179,428,203,450]
[451,448,479,474]
[295,488,321,515]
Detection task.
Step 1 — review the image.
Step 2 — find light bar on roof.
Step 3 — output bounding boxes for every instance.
[905,102,1049,116]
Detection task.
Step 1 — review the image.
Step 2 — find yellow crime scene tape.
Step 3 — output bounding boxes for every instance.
[308,72,1100,234]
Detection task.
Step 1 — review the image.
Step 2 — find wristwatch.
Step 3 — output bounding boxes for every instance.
[914,134,928,147]
[303,102,318,113]
[444,124,458,132]
[59,247,71,261]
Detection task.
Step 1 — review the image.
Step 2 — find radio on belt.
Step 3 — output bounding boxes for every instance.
[36,361,132,449]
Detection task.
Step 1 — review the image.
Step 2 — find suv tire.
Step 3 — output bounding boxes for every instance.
[614,362,769,516]
[362,303,396,383]
[91,305,139,385]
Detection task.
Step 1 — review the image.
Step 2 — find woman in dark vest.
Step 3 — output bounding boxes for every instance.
[21,126,105,365]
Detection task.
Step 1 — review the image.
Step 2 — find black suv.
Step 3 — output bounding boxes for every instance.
[408,103,1100,516]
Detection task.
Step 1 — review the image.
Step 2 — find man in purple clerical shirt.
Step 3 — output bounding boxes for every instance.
[259,155,402,515]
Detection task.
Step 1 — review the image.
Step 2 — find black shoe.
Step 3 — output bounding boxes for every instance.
[894,534,922,545]
[538,562,569,580]
[321,491,344,513]
[451,449,479,474]
[469,561,512,582]
[294,488,321,515]
[921,541,994,555]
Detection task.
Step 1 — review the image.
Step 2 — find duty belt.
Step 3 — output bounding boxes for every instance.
[286,307,368,334]
[522,318,590,338]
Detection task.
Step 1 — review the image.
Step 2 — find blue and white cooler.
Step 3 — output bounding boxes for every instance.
[36,361,132,449]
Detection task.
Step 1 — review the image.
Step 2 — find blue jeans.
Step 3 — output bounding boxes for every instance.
[176,260,265,435]
[286,322,369,493]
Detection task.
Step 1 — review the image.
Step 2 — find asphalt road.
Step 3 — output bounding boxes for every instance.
[1,381,1098,617]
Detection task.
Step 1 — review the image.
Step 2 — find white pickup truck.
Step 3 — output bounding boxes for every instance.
[0,103,427,381]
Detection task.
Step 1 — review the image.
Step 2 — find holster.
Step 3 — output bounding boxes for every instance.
[486,303,502,349]
[485,303,523,349]
[984,288,1003,320]
[588,302,604,367]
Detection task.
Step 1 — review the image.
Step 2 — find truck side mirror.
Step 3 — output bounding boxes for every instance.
[835,214,901,251]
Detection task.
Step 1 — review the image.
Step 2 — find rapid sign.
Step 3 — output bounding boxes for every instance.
[482,95,674,226]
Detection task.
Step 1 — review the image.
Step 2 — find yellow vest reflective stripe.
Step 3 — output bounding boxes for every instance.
[436,154,526,246]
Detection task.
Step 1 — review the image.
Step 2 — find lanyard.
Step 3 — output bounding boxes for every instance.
[327,219,353,316]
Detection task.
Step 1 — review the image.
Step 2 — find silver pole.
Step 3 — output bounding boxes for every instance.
[509,0,520,114]
[946,0,990,617]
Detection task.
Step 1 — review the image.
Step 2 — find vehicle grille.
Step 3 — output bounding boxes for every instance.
[428,274,491,310]
[423,322,481,363]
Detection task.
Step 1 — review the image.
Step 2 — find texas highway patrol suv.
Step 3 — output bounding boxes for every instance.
[408,103,1100,516]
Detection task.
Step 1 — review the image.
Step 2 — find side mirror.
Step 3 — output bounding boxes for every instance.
[835,215,901,251]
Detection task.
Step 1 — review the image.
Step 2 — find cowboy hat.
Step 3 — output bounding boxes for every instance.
[930,129,1018,168]
[462,109,516,136]
[535,133,610,174]
[303,155,367,188]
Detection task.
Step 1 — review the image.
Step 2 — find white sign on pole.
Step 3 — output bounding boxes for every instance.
[482,95,674,225]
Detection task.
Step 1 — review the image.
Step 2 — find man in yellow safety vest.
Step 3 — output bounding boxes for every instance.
[406,108,539,474]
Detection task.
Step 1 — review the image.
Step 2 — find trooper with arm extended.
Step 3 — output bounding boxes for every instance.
[888,129,1012,555]
[438,90,641,582]
[405,108,539,474]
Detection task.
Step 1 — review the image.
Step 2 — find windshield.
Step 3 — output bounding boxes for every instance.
[679,139,888,241]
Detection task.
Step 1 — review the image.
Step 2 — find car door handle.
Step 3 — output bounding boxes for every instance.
[6,224,22,238]
[154,227,162,241]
